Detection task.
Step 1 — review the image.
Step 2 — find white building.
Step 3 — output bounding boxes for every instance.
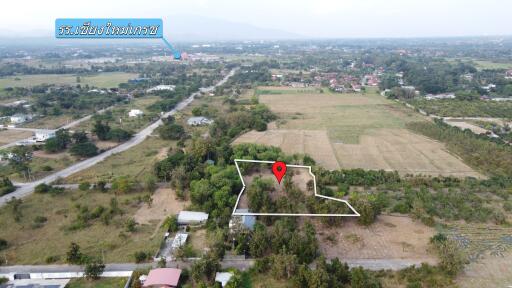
[424,93,456,100]
[128,109,144,117]
[35,130,56,142]
[10,114,31,124]
[177,211,209,225]
[187,116,213,126]
[215,272,234,287]
[146,85,176,93]
[171,232,188,249]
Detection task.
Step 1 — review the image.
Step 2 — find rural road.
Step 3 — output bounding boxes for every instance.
[0,68,237,206]
[0,258,426,279]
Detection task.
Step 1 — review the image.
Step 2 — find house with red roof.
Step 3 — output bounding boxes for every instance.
[142,268,182,288]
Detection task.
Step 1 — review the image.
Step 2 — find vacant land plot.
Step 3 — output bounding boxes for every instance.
[444,120,489,134]
[0,189,164,264]
[317,215,437,263]
[0,129,32,145]
[0,72,138,89]
[65,137,173,183]
[23,114,75,129]
[333,129,483,178]
[66,278,127,288]
[458,251,512,288]
[235,87,481,177]
[134,187,190,225]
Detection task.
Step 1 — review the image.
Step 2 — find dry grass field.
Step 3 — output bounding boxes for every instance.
[134,187,190,225]
[316,215,437,263]
[458,251,512,288]
[0,72,138,89]
[333,129,483,178]
[0,189,165,264]
[0,129,32,145]
[234,87,482,177]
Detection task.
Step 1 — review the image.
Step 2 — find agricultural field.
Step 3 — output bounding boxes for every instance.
[0,188,165,264]
[0,72,138,89]
[235,87,481,177]
[23,114,76,129]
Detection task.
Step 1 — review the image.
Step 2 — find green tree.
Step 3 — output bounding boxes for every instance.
[8,146,33,180]
[92,120,110,141]
[84,259,105,280]
[158,123,185,140]
[66,242,83,264]
[70,142,98,157]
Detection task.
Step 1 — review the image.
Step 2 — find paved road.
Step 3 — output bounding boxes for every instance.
[0,258,424,278]
[0,69,237,206]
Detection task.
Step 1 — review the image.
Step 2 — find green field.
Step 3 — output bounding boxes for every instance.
[0,72,138,89]
[473,60,512,70]
[66,277,127,288]
[0,188,165,264]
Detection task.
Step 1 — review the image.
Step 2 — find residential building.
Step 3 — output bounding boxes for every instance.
[10,114,31,124]
[146,85,176,93]
[424,93,456,100]
[187,116,213,126]
[215,272,234,287]
[128,109,144,117]
[34,130,56,142]
[171,232,188,250]
[142,268,182,288]
[177,211,209,225]
[229,209,256,231]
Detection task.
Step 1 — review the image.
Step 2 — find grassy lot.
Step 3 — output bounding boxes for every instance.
[65,137,173,184]
[0,72,138,89]
[66,277,127,288]
[0,188,165,264]
[23,114,77,129]
[0,151,77,182]
[472,60,512,70]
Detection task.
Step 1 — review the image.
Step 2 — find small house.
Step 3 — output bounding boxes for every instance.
[215,272,234,287]
[35,130,56,142]
[177,211,209,225]
[128,109,144,117]
[187,116,213,126]
[142,268,182,288]
[147,85,176,93]
[229,209,256,231]
[10,114,30,124]
[171,232,188,250]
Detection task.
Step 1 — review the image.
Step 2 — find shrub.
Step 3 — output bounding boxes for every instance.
[134,251,150,263]
[70,142,98,158]
[0,238,8,250]
[79,181,91,191]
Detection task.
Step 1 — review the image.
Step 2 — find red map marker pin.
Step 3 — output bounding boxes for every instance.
[272,161,287,184]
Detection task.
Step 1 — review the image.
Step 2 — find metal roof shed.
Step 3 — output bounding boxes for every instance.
[177,211,209,225]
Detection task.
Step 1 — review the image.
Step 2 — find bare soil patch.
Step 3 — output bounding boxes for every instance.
[316,215,437,263]
[445,120,488,134]
[134,187,190,225]
[0,129,32,145]
[458,251,512,288]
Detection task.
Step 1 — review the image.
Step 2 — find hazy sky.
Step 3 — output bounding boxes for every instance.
[0,0,510,38]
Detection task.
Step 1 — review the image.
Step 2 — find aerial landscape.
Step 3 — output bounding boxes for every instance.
[0,0,512,287]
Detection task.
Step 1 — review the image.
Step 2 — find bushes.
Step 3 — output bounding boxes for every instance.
[70,142,98,158]
[34,183,64,195]
[0,238,7,250]
[134,251,151,263]
[0,177,15,196]
[407,119,512,177]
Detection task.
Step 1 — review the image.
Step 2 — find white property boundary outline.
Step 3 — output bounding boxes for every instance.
[232,159,360,217]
